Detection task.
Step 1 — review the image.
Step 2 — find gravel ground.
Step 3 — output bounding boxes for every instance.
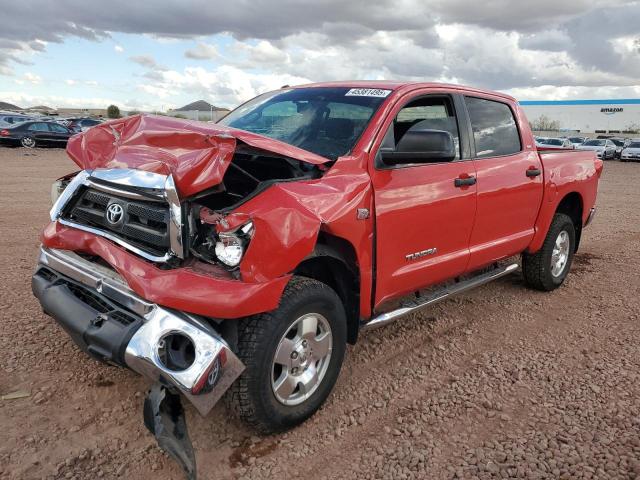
[1,147,639,480]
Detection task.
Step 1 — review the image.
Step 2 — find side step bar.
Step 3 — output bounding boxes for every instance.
[362,263,519,331]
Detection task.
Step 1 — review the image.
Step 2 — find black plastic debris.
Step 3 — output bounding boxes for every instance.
[143,383,197,480]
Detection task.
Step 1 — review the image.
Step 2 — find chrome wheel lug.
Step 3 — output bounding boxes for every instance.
[291,351,298,359]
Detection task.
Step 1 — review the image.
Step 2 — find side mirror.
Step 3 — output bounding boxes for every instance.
[380,129,456,166]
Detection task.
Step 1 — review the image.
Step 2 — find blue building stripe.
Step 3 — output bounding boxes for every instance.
[519,99,640,106]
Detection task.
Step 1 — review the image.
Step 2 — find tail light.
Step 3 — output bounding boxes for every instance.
[0,129,9,136]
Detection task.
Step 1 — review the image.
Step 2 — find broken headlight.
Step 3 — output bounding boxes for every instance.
[195,221,254,268]
[50,178,68,205]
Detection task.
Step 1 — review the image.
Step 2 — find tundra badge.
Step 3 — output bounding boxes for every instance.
[406,248,437,261]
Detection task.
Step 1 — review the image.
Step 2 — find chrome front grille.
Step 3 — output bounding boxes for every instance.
[66,188,171,255]
[50,169,184,263]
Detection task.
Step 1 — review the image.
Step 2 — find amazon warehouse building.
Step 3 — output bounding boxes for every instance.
[519,99,640,135]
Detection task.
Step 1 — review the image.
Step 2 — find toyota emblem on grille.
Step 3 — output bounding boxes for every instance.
[106,203,124,225]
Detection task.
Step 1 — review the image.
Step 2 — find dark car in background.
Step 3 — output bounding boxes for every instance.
[61,117,102,133]
[0,121,74,148]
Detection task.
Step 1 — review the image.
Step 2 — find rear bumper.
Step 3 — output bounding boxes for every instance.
[32,247,244,416]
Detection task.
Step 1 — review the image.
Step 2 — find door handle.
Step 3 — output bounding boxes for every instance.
[526,168,542,177]
[454,176,476,187]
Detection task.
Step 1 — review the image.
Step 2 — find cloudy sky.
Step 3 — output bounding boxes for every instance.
[1,0,639,111]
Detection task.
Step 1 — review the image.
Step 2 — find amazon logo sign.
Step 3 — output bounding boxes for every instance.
[601,107,623,115]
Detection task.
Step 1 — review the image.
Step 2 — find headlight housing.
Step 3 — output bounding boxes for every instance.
[215,232,245,267]
[194,220,254,268]
[50,178,68,205]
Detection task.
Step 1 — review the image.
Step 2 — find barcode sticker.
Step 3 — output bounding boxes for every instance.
[345,88,392,98]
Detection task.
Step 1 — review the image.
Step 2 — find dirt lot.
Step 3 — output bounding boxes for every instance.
[1,147,639,480]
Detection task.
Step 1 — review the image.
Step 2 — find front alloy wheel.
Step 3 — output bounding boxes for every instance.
[271,313,333,406]
[229,277,347,433]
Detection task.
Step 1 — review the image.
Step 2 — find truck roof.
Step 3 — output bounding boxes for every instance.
[291,81,517,103]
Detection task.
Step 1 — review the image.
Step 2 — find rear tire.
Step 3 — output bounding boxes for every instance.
[21,136,36,148]
[228,277,347,434]
[522,213,576,291]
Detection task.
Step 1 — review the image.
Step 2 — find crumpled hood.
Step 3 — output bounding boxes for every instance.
[66,114,329,198]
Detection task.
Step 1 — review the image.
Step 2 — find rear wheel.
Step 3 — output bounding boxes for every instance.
[228,277,347,433]
[21,136,36,148]
[522,213,576,291]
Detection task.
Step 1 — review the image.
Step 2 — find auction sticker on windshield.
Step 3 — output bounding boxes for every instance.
[345,88,391,98]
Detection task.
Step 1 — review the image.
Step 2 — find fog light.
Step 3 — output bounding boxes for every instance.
[157,333,195,371]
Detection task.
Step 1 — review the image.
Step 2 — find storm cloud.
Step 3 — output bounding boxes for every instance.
[0,0,639,107]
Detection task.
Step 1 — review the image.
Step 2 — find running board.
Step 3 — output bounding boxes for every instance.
[362,263,519,331]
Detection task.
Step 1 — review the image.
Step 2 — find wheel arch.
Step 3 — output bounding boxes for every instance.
[293,232,360,345]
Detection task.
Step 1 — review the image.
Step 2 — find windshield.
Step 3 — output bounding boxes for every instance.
[544,139,563,146]
[610,139,624,146]
[628,142,640,148]
[584,140,605,146]
[569,137,583,143]
[218,87,390,160]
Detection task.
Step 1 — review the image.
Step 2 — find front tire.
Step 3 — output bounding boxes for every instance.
[522,213,576,291]
[229,277,347,434]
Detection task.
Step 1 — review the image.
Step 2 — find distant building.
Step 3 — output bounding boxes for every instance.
[167,100,230,122]
[519,99,640,134]
[56,107,107,118]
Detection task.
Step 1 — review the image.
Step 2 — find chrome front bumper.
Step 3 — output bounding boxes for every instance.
[34,247,244,416]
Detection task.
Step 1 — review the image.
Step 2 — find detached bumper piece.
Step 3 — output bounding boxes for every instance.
[144,384,196,480]
[32,247,245,479]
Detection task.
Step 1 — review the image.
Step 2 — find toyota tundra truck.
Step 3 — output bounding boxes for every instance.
[32,82,602,478]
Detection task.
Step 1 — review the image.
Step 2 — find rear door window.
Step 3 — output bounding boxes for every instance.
[48,123,69,133]
[464,97,521,158]
[28,123,49,131]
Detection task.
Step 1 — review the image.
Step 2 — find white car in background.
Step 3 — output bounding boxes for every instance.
[577,139,617,160]
[568,136,587,147]
[620,141,640,162]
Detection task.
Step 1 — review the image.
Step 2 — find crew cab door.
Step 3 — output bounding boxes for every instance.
[462,95,544,272]
[370,92,477,306]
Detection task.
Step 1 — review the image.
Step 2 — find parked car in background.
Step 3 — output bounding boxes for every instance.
[537,137,575,150]
[578,139,617,160]
[0,121,74,148]
[568,136,587,147]
[609,138,630,159]
[620,141,640,162]
[0,114,34,125]
[61,117,103,133]
[534,136,548,147]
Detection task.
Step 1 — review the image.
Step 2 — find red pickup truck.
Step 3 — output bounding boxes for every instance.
[32,82,602,477]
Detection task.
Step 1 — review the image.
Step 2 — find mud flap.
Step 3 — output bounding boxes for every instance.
[143,383,197,480]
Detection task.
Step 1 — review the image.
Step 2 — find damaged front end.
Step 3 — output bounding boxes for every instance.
[35,115,333,478]
[32,247,243,479]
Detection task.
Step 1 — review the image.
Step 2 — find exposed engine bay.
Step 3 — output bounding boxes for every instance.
[188,146,322,270]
